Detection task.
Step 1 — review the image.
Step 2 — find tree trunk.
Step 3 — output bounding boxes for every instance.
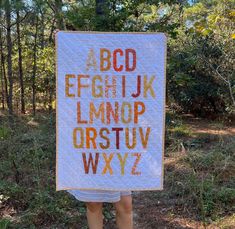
[39,7,45,49]
[0,56,5,109]
[96,0,105,15]
[0,26,7,110]
[95,0,108,31]
[0,41,8,110]
[95,0,106,31]
[32,17,39,116]
[16,9,26,114]
[5,0,13,117]
[55,0,65,29]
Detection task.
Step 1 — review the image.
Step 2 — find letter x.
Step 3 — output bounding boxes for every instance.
[102,153,114,175]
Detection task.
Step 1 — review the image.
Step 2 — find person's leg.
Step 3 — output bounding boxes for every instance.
[86,202,103,229]
[113,194,133,229]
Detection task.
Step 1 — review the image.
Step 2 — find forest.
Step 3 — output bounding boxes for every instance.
[0,0,234,228]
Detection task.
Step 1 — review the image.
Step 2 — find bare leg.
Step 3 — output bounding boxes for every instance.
[86,202,103,229]
[114,195,133,229]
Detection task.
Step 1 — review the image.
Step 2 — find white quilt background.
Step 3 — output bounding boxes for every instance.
[56,32,166,191]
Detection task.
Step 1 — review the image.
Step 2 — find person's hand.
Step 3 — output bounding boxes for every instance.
[53,29,60,40]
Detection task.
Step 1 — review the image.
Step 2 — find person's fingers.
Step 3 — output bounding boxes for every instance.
[53,29,60,39]
[54,29,60,34]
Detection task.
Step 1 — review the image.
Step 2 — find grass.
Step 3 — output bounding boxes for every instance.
[0,219,10,229]
[163,111,235,226]
[183,143,235,220]
[0,111,87,228]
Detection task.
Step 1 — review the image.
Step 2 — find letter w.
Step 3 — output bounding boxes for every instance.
[82,153,99,174]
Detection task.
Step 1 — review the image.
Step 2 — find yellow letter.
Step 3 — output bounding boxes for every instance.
[102,153,114,175]
[144,75,156,98]
[117,153,128,175]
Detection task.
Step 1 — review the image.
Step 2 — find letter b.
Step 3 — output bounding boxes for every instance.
[100,48,111,71]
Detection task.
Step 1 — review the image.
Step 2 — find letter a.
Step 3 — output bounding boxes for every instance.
[86,49,97,71]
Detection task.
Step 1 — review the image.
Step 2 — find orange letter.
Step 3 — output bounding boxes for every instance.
[99,128,110,149]
[65,74,75,97]
[131,153,141,175]
[134,102,145,123]
[77,102,88,124]
[139,127,151,149]
[121,102,132,124]
[86,127,97,149]
[73,127,84,148]
[125,128,137,149]
[89,102,105,124]
[100,48,111,71]
[77,74,89,97]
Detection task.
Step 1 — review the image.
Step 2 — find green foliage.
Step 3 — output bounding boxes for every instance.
[170,124,192,137]
[0,126,11,140]
[0,219,10,229]
[183,144,234,219]
[168,0,235,115]
[168,35,228,116]
[0,113,85,228]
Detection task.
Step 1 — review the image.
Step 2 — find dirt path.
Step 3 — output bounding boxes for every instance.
[133,191,203,229]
